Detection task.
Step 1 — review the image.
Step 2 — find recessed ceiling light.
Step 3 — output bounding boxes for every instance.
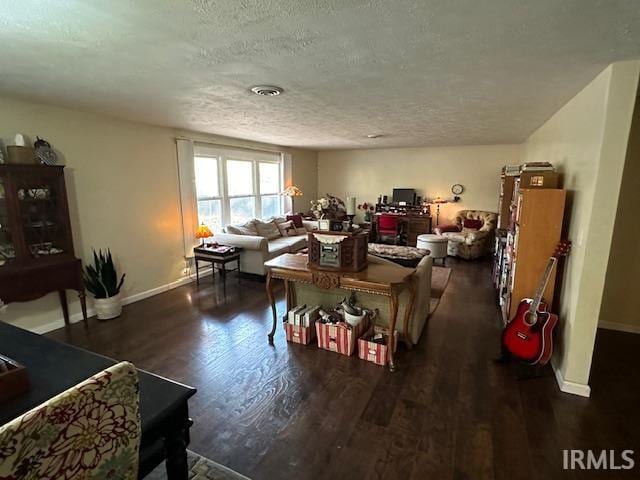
[366,133,383,139]
[250,85,284,96]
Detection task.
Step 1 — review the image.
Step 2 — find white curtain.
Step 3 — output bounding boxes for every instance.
[282,152,293,213]
[176,139,199,258]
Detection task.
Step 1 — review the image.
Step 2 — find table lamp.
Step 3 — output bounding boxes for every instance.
[195,224,214,247]
[281,185,304,214]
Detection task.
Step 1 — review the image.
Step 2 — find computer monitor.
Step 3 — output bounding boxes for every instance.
[392,188,416,205]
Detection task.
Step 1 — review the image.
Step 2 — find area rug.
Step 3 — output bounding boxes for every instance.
[429,265,452,315]
[147,450,251,480]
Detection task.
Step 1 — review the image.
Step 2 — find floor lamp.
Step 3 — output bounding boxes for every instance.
[433,197,449,226]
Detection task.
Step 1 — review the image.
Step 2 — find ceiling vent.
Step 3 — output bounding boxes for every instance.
[250,85,284,96]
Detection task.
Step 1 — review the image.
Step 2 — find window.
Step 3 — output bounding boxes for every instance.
[194,146,283,230]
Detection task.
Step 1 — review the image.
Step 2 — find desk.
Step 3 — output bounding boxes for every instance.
[264,254,416,371]
[0,322,197,480]
[372,213,432,246]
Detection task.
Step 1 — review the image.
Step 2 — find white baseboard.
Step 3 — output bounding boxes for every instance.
[598,321,640,334]
[30,268,213,335]
[552,359,591,397]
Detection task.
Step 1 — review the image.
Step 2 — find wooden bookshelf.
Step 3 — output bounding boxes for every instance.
[495,184,566,323]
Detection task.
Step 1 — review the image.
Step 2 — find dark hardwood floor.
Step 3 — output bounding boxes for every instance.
[47,259,640,480]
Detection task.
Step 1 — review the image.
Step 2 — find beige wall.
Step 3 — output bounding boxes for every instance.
[318,145,522,224]
[0,96,317,332]
[599,88,640,331]
[523,61,640,393]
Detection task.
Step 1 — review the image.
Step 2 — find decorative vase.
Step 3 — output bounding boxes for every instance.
[93,294,122,320]
[364,211,372,222]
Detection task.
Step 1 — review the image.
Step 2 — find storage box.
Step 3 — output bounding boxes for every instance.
[0,354,29,402]
[358,326,398,366]
[285,323,316,345]
[6,146,36,164]
[316,318,368,356]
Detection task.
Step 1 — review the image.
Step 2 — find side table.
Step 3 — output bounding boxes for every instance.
[193,245,242,291]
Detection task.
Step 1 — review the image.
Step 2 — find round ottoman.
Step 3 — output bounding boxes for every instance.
[417,234,448,265]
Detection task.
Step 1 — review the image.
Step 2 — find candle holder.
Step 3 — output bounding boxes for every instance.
[347,214,356,231]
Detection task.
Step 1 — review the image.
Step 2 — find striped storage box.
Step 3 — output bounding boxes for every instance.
[285,323,316,345]
[315,319,368,356]
[358,326,398,366]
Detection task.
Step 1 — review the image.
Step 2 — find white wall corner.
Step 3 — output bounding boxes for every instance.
[552,359,591,397]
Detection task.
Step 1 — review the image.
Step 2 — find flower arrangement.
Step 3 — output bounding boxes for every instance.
[310,194,347,220]
[357,202,376,222]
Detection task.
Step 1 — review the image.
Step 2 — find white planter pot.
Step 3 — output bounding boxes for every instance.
[93,294,122,320]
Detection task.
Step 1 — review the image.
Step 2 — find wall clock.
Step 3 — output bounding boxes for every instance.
[451,184,464,195]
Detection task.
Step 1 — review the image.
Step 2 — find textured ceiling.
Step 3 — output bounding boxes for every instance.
[1,0,640,149]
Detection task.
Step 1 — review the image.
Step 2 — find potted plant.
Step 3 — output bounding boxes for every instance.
[83,249,126,320]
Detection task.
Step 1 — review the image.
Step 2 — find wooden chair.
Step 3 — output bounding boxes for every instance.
[377,214,403,245]
[0,362,141,480]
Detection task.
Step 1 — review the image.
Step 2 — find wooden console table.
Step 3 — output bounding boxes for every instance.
[264,253,416,371]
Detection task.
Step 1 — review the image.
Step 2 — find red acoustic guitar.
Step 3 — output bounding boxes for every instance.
[502,241,571,365]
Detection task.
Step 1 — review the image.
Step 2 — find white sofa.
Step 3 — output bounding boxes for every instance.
[214,218,318,276]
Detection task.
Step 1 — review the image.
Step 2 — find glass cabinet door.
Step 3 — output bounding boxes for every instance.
[14,170,71,261]
[0,175,16,267]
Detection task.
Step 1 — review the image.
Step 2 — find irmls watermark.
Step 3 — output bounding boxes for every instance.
[563,450,635,470]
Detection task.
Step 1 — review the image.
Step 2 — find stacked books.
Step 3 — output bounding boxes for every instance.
[287,304,321,327]
[503,165,521,176]
[521,162,554,172]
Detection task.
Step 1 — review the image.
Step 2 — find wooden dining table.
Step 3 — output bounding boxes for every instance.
[0,321,197,479]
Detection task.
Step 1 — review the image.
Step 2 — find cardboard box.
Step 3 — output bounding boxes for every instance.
[316,319,368,356]
[358,326,398,366]
[285,323,316,345]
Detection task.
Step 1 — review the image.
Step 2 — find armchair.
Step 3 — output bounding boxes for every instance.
[435,210,497,259]
[0,362,140,480]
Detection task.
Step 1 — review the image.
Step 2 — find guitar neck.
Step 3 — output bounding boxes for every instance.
[529,257,557,314]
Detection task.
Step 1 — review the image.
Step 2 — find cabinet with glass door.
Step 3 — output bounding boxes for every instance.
[0,165,87,325]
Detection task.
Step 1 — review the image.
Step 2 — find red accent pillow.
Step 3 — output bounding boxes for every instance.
[463,218,483,230]
[438,224,461,233]
[286,214,303,228]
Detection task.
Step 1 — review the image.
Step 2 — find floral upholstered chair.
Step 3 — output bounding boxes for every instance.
[0,361,140,480]
[434,210,497,260]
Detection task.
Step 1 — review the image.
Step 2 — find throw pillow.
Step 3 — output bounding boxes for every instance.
[276,220,297,237]
[438,224,461,233]
[255,220,282,240]
[226,225,243,235]
[463,218,483,230]
[227,220,259,236]
[286,214,304,228]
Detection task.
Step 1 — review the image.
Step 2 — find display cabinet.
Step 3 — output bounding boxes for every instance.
[0,165,87,325]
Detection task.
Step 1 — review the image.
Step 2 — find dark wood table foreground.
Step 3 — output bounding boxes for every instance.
[0,321,197,480]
